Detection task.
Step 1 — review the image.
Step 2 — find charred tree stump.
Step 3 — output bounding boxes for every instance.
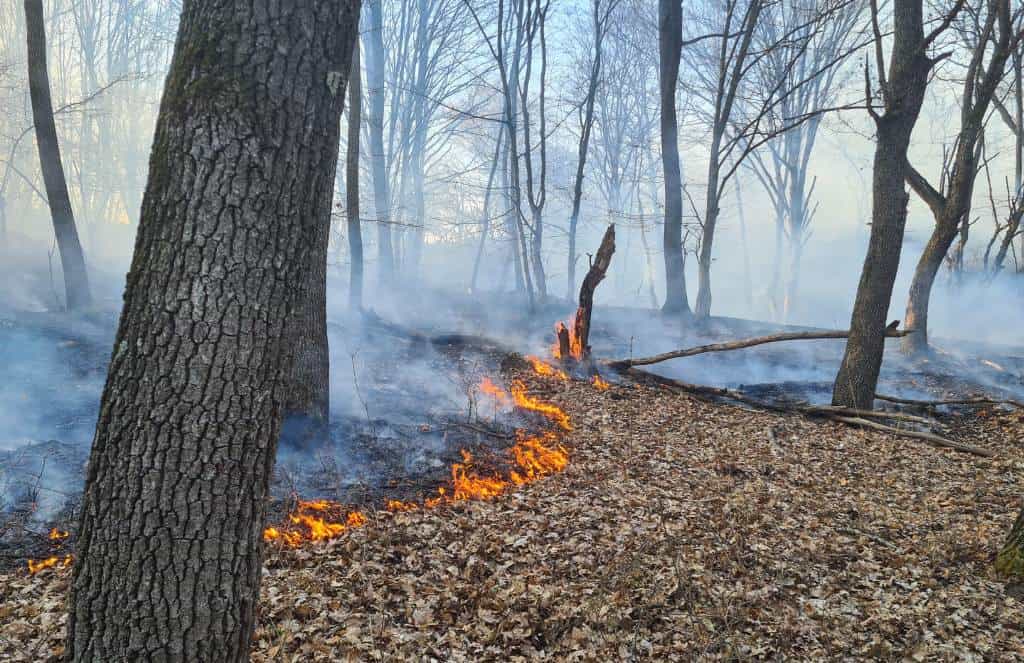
[556,322,572,361]
[558,224,615,363]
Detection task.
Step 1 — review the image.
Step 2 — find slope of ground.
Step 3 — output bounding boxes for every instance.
[2,368,1023,661]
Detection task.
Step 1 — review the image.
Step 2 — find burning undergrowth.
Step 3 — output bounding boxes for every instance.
[1,306,594,571]
[261,346,578,550]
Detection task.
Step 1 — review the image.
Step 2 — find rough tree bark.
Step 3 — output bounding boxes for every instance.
[996,507,1024,579]
[832,0,953,408]
[348,40,364,311]
[67,2,360,660]
[658,0,690,315]
[24,0,92,311]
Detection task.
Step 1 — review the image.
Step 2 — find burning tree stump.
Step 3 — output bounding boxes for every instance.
[556,224,615,363]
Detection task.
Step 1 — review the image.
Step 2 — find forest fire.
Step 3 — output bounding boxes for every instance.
[592,375,610,390]
[263,500,367,546]
[263,370,572,548]
[27,555,72,575]
[48,527,69,540]
[526,355,569,380]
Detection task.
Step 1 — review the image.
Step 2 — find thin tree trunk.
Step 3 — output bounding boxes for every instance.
[365,0,394,283]
[658,0,689,315]
[24,0,92,311]
[734,175,754,313]
[470,130,504,293]
[567,0,606,302]
[833,0,933,408]
[67,3,360,660]
[348,40,364,311]
[695,147,722,319]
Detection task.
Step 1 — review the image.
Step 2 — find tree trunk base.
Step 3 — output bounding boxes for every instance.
[997,511,1024,579]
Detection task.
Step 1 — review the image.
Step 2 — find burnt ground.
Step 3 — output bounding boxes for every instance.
[3,361,1024,660]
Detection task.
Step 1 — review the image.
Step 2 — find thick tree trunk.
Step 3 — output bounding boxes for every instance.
[24,0,92,311]
[997,506,1024,579]
[659,0,690,316]
[67,3,360,660]
[348,41,364,311]
[365,0,394,283]
[832,0,932,409]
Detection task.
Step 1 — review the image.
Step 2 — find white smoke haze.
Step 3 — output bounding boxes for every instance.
[1,0,1023,526]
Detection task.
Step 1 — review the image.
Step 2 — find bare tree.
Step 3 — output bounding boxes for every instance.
[24,0,92,311]
[349,39,364,311]
[991,35,1024,273]
[365,0,396,282]
[567,0,619,300]
[743,0,866,319]
[901,0,1023,355]
[833,0,965,408]
[67,2,360,659]
[659,0,691,314]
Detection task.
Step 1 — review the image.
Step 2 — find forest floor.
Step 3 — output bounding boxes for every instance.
[2,361,1024,661]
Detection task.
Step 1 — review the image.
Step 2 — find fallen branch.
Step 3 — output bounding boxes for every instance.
[876,393,1024,410]
[829,416,995,457]
[609,323,913,369]
[616,366,990,458]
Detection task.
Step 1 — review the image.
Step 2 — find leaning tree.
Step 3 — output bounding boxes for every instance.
[67,2,361,660]
[24,0,92,311]
[833,0,965,408]
[900,0,1022,355]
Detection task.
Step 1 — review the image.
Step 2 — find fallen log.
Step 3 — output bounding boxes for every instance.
[616,366,991,458]
[876,393,1024,410]
[609,324,914,369]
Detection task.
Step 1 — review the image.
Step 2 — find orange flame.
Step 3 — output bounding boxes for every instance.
[48,527,70,540]
[479,376,511,405]
[511,380,571,431]
[263,500,367,547]
[526,355,568,381]
[551,319,584,360]
[592,375,610,390]
[27,555,72,574]
[269,376,571,548]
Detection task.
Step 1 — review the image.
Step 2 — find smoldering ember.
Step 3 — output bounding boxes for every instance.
[3,2,1024,662]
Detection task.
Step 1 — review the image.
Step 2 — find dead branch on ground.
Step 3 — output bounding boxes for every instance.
[876,393,1024,410]
[615,366,993,458]
[608,323,913,369]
